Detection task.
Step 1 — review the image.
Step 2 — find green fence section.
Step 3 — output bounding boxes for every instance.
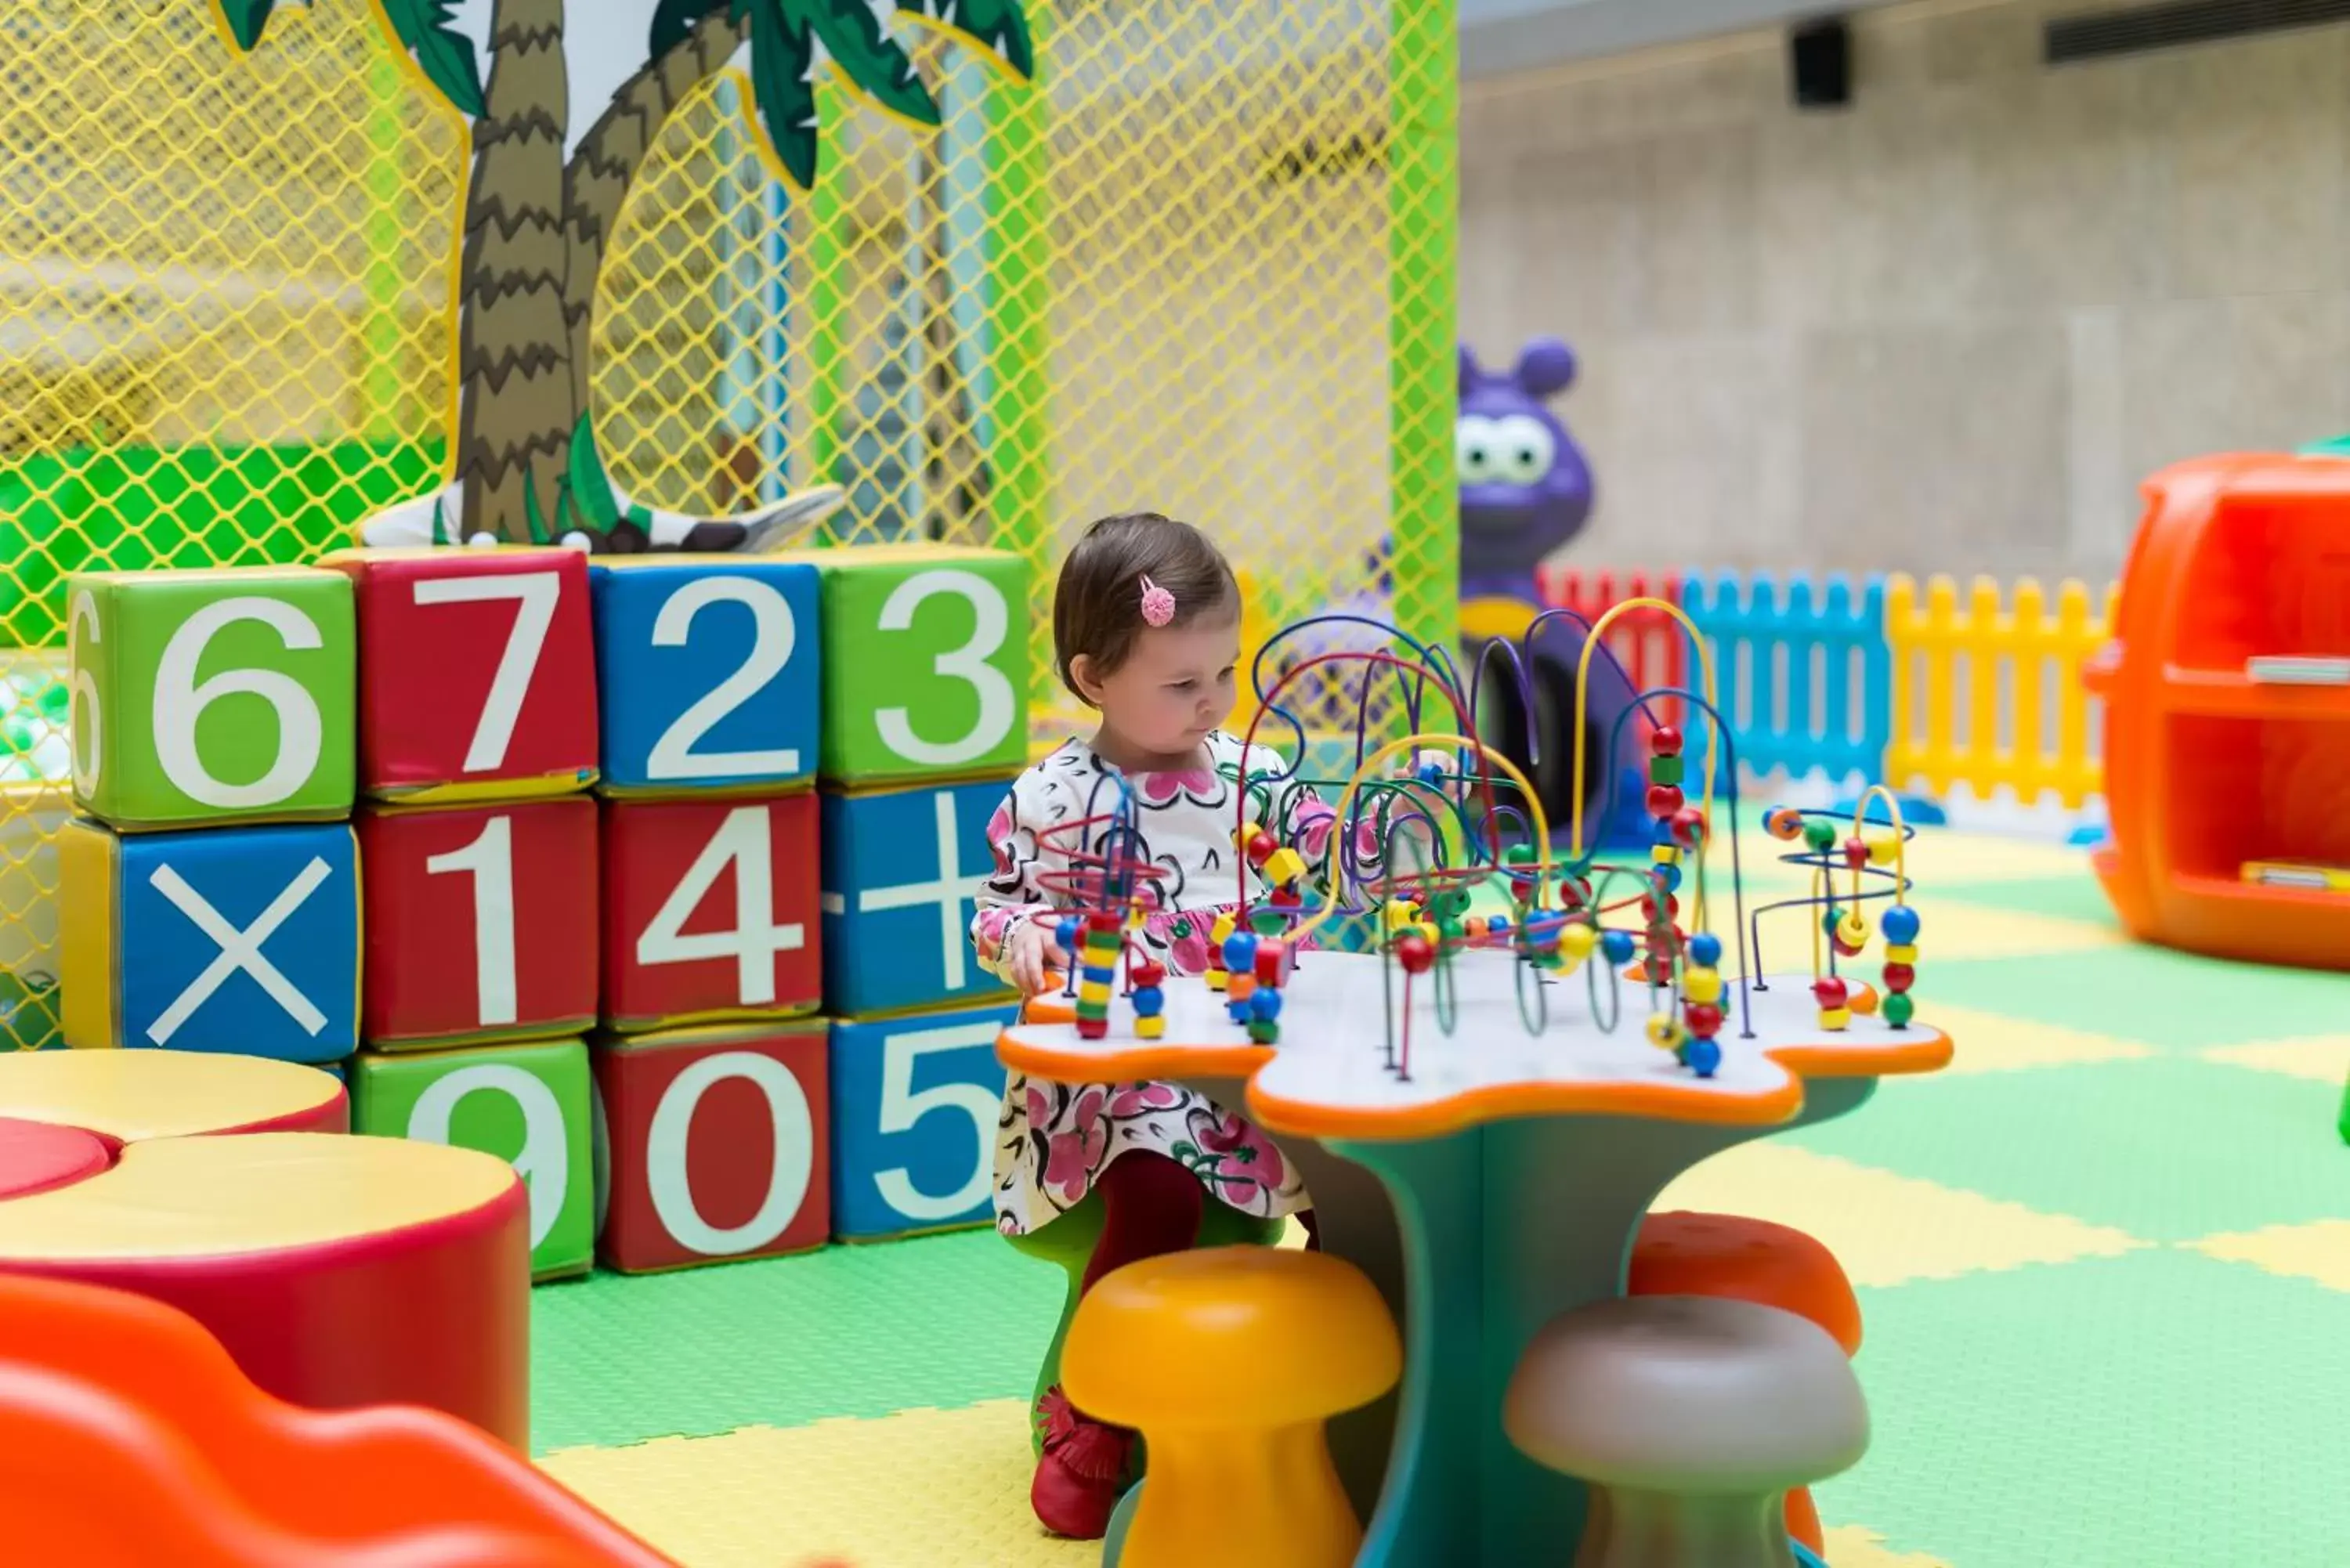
[0,440,443,648]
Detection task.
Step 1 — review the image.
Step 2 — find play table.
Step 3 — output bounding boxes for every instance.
[998,945,1952,1566]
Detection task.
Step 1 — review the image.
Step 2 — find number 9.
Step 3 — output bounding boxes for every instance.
[68,590,102,797]
[407,1063,569,1251]
[875,569,1015,768]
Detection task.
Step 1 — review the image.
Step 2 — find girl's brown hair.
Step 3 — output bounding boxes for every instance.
[1053,511,1241,704]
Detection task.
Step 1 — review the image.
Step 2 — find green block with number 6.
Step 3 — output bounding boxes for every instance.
[349,1036,593,1280]
[67,568,356,830]
[776,546,1030,786]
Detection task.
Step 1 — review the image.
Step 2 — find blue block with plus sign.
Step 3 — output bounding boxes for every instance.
[60,819,360,1063]
[589,558,822,794]
[828,1001,1017,1239]
[820,778,1018,1016]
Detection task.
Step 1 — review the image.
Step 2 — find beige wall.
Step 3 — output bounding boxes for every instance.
[1461,0,2350,583]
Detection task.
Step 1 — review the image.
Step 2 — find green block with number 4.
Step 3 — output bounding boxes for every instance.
[350,1036,594,1281]
[775,546,1030,786]
[67,568,356,830]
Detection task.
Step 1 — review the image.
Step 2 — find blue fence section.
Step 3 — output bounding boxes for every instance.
[1679,572,1890,786]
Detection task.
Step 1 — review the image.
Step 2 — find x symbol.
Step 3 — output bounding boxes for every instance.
[146,857,332,1046]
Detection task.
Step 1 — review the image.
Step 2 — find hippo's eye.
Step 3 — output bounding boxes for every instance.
[1455,416,1499,482]
[1491,415,1556,485]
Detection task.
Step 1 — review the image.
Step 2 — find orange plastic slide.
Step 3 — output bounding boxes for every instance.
[0,1270,678,1567]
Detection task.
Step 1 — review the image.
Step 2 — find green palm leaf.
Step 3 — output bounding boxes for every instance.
[894,0,1036,80]
[736,0,823,190]
[804,0,939,128]
[211,0,283,51]
[382,0,488,117]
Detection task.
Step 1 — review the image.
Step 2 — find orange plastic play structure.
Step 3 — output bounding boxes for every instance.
[2085,451,2350,970]
[0,1271,675,1568]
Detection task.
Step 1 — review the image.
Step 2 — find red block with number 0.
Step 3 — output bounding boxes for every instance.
[593,1019,830,1273]
[602,793,821,1031]
[358,797,599,1049]
[326,546,598,802]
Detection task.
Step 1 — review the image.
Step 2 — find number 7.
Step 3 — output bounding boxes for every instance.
[413,571,562,772]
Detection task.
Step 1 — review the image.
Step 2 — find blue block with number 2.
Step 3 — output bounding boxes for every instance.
[828,1003,1017,1239]
[589,558,822,793]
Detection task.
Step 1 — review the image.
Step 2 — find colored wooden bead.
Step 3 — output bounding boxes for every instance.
[1683,1001,1724,1038]
[1463,916,1488,940]
[1394,933,1435,974]
[1646,783,1684,818]
[1882,905,1921,944]
[1882,962,1915,992]
[1670,805,1708,847]
[1802,818,1837,852]
[1648,753,1684,787]
[1883,992,1915,1027]
[1843,837,1868,870]
[1650,724,1683,757]
[1817,1007,1851,1031]
[1653,862,1683,894]
[1223,931,1259,972]
[1867,836,1900,865]
[1558,923,1597,963]
[1261,846,1308,887]
[1131,985,1166,1017]
[1251,988,1282,1021]
[1645,1013,1684,1049]
[1885,942,1918,964]
[1246,1017,1280,1044]
[1836,910,1868,952]
[1135,1014,1167,1040]
[1683,966,1723,1006]
[1130,960,1167,988]
[1269,884,1303,909]
[1600,929,1636,965]
[1641,893,1680,923]
[1255,941,1285,984]
[1812,976,1848,1010]
[1688,932,1723,966]
[1765,805,1805,840]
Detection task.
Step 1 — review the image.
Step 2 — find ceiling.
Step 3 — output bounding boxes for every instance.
[1459,0,1907,78]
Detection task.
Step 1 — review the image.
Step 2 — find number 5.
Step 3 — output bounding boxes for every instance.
[873,1021,1000,1223]
[875,570,1014,768]
[414,571,561,772]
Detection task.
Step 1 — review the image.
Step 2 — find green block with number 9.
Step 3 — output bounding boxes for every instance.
[779,546,1030,786]
[349,1036,594,1281]
[67,568,356,830]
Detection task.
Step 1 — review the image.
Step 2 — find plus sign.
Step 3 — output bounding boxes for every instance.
[822,791,975,990]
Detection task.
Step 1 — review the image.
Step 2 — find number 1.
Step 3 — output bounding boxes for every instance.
[426,814,518,1028]
[414,571,561,772]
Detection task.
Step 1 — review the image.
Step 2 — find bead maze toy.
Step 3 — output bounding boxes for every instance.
[996,602,1954,1568]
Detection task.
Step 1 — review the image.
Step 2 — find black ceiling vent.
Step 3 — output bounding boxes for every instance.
[2048,0,2350,63]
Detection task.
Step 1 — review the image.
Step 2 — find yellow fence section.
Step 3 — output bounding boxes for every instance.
[1886,574,2117,811]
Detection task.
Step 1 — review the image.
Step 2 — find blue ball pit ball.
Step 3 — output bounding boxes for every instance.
[1688,932,1722,967]
[1600,929,1636,964]
[1882,905,1921,944]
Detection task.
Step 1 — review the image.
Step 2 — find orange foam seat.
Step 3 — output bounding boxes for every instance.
[1629,1211,1862,1357]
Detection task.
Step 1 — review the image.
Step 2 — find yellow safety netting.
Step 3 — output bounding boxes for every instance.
[0,0,1457,1044]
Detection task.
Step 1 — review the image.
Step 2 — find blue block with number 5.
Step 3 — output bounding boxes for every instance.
[821,779,1018,1017]
[589,558,822,794]
[829,1001,1018,1239]
[57,817,360,1063]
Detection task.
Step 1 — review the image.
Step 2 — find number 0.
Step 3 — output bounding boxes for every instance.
[874,570,1014,768]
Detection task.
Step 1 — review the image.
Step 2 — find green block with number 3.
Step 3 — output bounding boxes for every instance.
[776,546,1031,786]
[67,568,356,830]
[350,1036,594,1281]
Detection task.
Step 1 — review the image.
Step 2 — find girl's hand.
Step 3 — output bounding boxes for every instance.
[1006,919,1059,995]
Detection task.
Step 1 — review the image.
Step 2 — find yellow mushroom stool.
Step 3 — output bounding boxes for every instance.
[1064,1246,1401,1568]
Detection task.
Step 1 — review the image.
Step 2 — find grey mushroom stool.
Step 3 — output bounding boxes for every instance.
[1502,1294,1868,1568]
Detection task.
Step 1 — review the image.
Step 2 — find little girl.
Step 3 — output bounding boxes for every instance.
[971,512,1332,1539]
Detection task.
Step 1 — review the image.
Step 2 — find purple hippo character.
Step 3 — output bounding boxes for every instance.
[1456,338,1647,842]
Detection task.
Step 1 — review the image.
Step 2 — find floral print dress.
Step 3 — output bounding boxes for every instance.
[971,732,1342,1237]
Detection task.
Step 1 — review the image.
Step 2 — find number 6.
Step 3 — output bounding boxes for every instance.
[875,570,1014,768]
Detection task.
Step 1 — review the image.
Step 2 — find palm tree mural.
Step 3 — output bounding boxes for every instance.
[208,0,1035,552]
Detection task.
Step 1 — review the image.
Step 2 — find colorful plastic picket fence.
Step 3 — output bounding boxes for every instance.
[1539,569,2117,811]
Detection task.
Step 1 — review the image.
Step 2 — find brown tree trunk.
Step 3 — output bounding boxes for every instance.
[457,0,573,542]
[561,15,750,426]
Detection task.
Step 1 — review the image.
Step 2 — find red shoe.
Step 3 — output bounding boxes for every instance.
[1031,1386,1134,1539]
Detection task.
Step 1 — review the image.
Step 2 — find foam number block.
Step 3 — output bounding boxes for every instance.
[592,1020,830,1273]
[65,568,356,830]
[771,545,1029,786]
[357,797,598,1050]
[351,1038,594,1280]
[602,793,822,1031]
[820,779,1018,1016]
[59,819,359,1064]
[321,547,597,802]
[590,558,821,795]
[828,1001,1017,1240]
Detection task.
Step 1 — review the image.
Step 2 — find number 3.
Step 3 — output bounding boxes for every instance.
[875,569,1014,768]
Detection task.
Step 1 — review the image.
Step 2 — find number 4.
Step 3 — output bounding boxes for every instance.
[413,571,562,773]
[638,806,805,1005]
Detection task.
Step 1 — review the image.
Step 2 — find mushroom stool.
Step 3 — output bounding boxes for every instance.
[1064,1246,1401,1568]
[1503,1295,1868,1568]
[1629,1211,1862,1552]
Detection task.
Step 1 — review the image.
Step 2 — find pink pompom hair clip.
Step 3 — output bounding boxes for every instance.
[1137,574,1177,627]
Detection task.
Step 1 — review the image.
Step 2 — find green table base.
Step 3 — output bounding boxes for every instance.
[1101,1073,1878,1566]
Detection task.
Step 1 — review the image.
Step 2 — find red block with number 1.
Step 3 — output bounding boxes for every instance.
[602,793,822,1031]
[325,546,599,802]
[358,797,600,1048]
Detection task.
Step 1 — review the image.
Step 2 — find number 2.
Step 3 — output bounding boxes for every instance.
[873,1021,999,1223]
[425,814,517,1028]
[874,569,1014,768]
[414,571,560,772]
[637,805,804,1005]
[645,576,800,781]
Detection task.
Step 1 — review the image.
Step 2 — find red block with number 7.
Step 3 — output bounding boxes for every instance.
[358,797,600,1049]
[602,793,822,1032]
[324,546,598,802]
